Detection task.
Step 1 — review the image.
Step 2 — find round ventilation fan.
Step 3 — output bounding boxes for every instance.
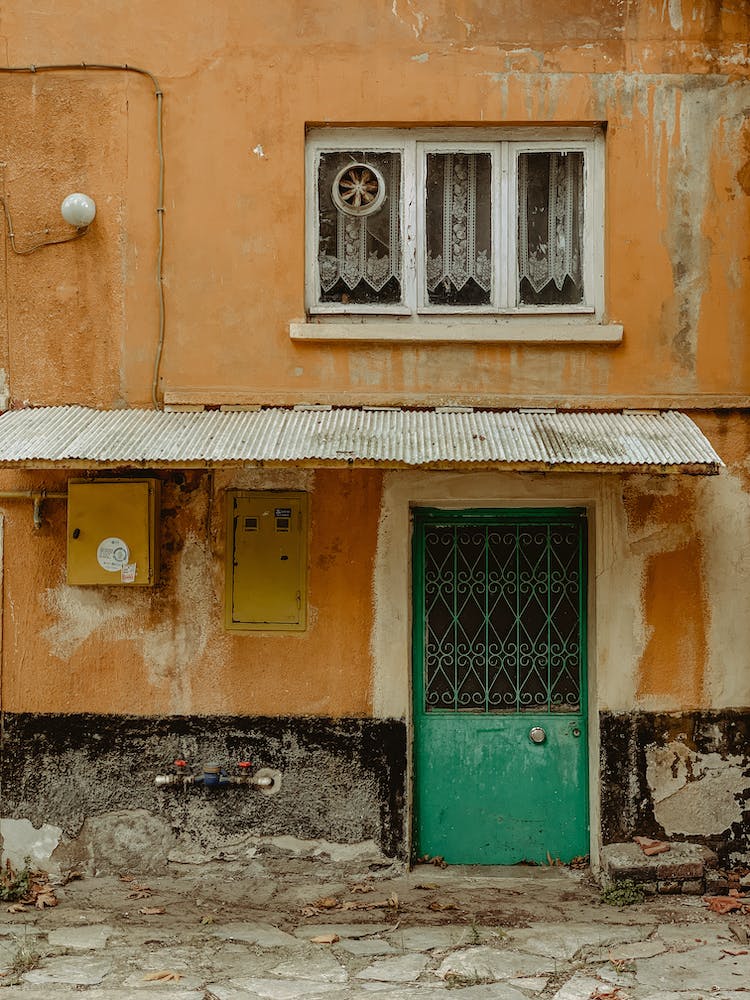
[332,162,386,217]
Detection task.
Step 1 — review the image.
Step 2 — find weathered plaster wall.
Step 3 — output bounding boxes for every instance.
[0,713,407,868]
[1,2,748,867]
[0,1,747,407]
[601,711,750,865]
[1,441,748,862]
[3,415,748,724]
[0,467,381,718]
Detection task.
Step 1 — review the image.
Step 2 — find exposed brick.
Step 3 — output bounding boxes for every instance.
[658,880,681,894]
[681,880,704,895]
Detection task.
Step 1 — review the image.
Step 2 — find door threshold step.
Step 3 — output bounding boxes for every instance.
[600,842,718,894]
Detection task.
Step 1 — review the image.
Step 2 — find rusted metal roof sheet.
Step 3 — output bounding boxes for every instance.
[0,405,722,472]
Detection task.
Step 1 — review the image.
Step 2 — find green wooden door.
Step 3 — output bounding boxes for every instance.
[413,508,589,864]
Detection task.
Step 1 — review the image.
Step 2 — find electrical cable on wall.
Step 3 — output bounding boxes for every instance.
[0,63,167,409]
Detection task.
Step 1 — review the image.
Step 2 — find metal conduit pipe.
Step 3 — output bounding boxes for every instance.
[0,490,67,529]
[155,761,282,797]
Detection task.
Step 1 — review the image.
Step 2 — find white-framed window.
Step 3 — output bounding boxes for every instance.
[305,127,605,319]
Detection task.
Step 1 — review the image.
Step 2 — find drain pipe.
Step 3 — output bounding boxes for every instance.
[155,760,282,796]
[0,490,67,529]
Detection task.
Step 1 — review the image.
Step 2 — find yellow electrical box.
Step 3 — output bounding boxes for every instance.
[226,491,308,631]
[67,479,160,586]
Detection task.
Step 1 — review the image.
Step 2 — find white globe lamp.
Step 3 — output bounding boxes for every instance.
[61,193,97,229]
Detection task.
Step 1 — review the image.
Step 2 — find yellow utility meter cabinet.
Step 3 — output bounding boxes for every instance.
[67,479,161,586]
[226,491,308,631]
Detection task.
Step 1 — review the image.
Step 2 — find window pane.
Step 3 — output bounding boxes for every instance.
[518,151,584,306]
[317,150,402,305]
[425,152,492,306]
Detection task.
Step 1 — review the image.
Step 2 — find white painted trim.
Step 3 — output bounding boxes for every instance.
[290,320,623,344]
[370,470,604,866]
[306,127,606,320]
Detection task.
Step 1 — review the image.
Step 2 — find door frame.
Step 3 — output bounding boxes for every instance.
[406,498,597,866]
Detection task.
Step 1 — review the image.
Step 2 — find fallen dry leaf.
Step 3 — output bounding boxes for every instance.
[119,873,135,882]
[200,915,215,925]
[144,971,182,982]
[349,883,374,894]
[6,903,26,913]
[128,888,154,900]
[428,900,457,911]
[34,889,58,909]
[140,906,166,915]
[310,933,340,944]
[705,895,750,915]
[417,854,448,869]
[313,897,340,909]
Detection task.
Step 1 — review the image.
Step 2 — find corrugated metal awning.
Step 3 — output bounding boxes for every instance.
[0,405,722,473]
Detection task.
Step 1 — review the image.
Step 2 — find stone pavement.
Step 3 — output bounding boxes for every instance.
[0,857,748,999]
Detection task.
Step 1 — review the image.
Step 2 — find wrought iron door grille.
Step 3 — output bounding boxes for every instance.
[422,518,584,713]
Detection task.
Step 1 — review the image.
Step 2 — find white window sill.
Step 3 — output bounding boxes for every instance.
[290,320,623,345]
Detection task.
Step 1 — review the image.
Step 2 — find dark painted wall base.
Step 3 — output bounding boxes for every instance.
[0,713,407,861]
[600,710,750,866]
[4,710,748,871]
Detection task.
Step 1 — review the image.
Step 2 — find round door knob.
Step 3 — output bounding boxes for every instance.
[529,726,546,744]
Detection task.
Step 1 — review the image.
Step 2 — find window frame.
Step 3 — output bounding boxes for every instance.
[305,126,605,321]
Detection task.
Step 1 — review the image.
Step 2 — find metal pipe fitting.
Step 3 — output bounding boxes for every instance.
[154,762,281,795]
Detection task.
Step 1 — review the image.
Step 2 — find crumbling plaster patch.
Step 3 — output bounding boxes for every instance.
[646,740,746,836]
[0,369,9,410]
[0,817,62,872]
[40,533,215,704]
[41,585,145,661]
[697,469,750,709]
[141,532,214,711]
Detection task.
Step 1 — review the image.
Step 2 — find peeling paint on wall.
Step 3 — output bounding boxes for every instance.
[697,469,750,709]
[601,710,750,864]
[646,740,745,836]
[0,369,9,411]
[41,583,145,661]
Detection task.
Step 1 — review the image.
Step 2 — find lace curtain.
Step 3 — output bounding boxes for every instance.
[317,151,401,304]
[518,151,583,304]
[425,152,492,306]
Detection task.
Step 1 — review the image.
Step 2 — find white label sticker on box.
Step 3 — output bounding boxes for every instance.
[120,563,137,583]
[97,537,130,572]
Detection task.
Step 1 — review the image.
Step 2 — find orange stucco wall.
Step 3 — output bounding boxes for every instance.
[0,1,747,408]
[0,3,748,722]
[0,468,381,717]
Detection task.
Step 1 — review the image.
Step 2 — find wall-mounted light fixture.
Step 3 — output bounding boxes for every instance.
[60,192,97,228]
[1,189,97,255]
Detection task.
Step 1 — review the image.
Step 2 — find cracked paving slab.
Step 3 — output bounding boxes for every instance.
[206,980,348,999]
[21,953,114,985]
[212,923,301,947]
[356,953,430,981]
[435,945,556,981]
[269,949,348,982]
[635,943,750,992]
[505,921,652,959]
[294,923,393,940]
